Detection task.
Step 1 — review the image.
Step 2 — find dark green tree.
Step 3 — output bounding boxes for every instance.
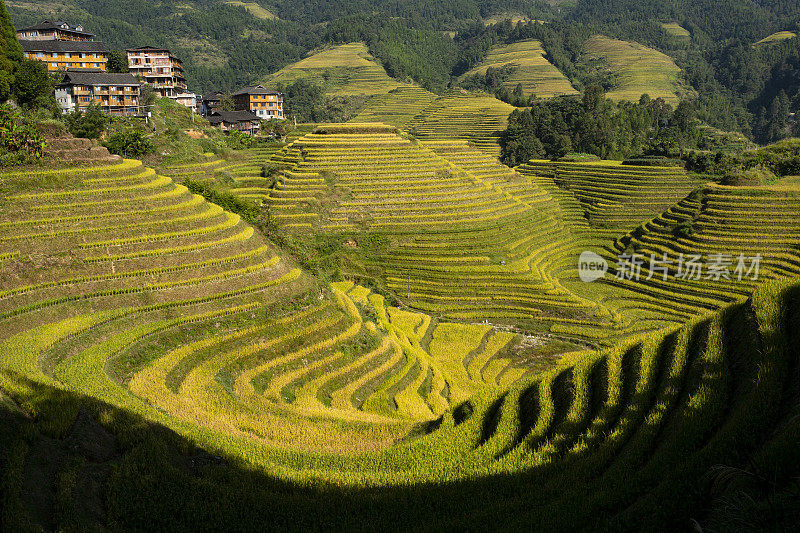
[64,104,110,139]
[0,0,22,102]
[281,79,324,122]
[107,50,129,73]
[13,59,54,110]
[219,94,235,112]
[140,84,157,108]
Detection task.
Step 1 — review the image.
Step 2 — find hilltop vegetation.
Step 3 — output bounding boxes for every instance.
[501,87,699,164]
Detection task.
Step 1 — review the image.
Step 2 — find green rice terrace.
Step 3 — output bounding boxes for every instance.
[1,124,799,530]
[460,39,578,98]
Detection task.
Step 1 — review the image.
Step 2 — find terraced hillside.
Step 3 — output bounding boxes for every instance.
[584,35,684,105]
[407,92,516,157]
[3,190,799,529]
[264,43,409,96]
[661,22,691,40]
[0,159,531,452]
[519,160,706,236]
[252,125,715,346]
[352,86,438,129]
[2,141,800,529]
[246,126,623,336]
[756,30,797,45]
[461,39,578,98]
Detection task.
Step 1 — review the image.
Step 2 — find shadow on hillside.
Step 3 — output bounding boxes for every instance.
[1,322,798,533]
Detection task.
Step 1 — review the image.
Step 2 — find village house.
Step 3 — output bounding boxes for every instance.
[55,69,142,116]
[201,92,226,116]
[126,46,190,101]
[21,41,109,72]
[207,110,261,135]
[17,20,108,72]
[232,85,284,120]
[16,20,94,41]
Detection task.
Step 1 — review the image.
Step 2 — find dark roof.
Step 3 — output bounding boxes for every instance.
[208,110,260,124]
[202,92,225,101]
[127,46,173,53]
[20,40,108,53]
[17,20,94,36]
[233,85,281,96]
[58,70,142,87]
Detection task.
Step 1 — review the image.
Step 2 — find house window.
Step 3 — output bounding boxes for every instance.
[37,52,43,58]
[51,62,57,68]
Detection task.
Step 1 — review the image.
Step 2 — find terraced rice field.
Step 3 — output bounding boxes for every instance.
[265,42,409,96]
[225,1,277,19]
[3,129,800,528]
[756,30,797,45]
[407,92,516,157]
[520,160,706,236]
[661,22,690,40]
[461,39,578,97]
[584,35,684,105]
[0,158,535,452]
[352,86,438,129]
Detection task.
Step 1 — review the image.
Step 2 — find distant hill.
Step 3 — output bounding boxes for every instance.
[460,39,578,98]
[584,35,686,105]
[4,0,548,93]
[265,43,410,97]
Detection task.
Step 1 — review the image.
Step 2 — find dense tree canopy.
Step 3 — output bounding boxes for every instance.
[501,88,699,165]
[0,0,22,102]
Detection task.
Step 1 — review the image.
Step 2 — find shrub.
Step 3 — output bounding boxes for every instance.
[0,104,46,166]
[64,105,110,139]
[721,165,777,186]
[224,130,256,149]
[261,162,282,179]
[34,118,67,138]
[742,138,800,176]
[673,220,694,238]
[103,127,155,157]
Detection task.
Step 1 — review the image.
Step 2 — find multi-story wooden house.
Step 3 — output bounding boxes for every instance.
[21,40,109,72]
[16,20,94,41]
[207,110,261,135]
[17,20,108,72]
[232,85,284,120]
[201,92,226,116]
[55,70,142,116]
[126,46,188,99]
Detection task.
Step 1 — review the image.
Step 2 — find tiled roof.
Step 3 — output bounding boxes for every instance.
[127,46,172,53]
[208,110,260,124]
[58,69,142,87]
[233,85,281,96]
[17,20,93,36]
